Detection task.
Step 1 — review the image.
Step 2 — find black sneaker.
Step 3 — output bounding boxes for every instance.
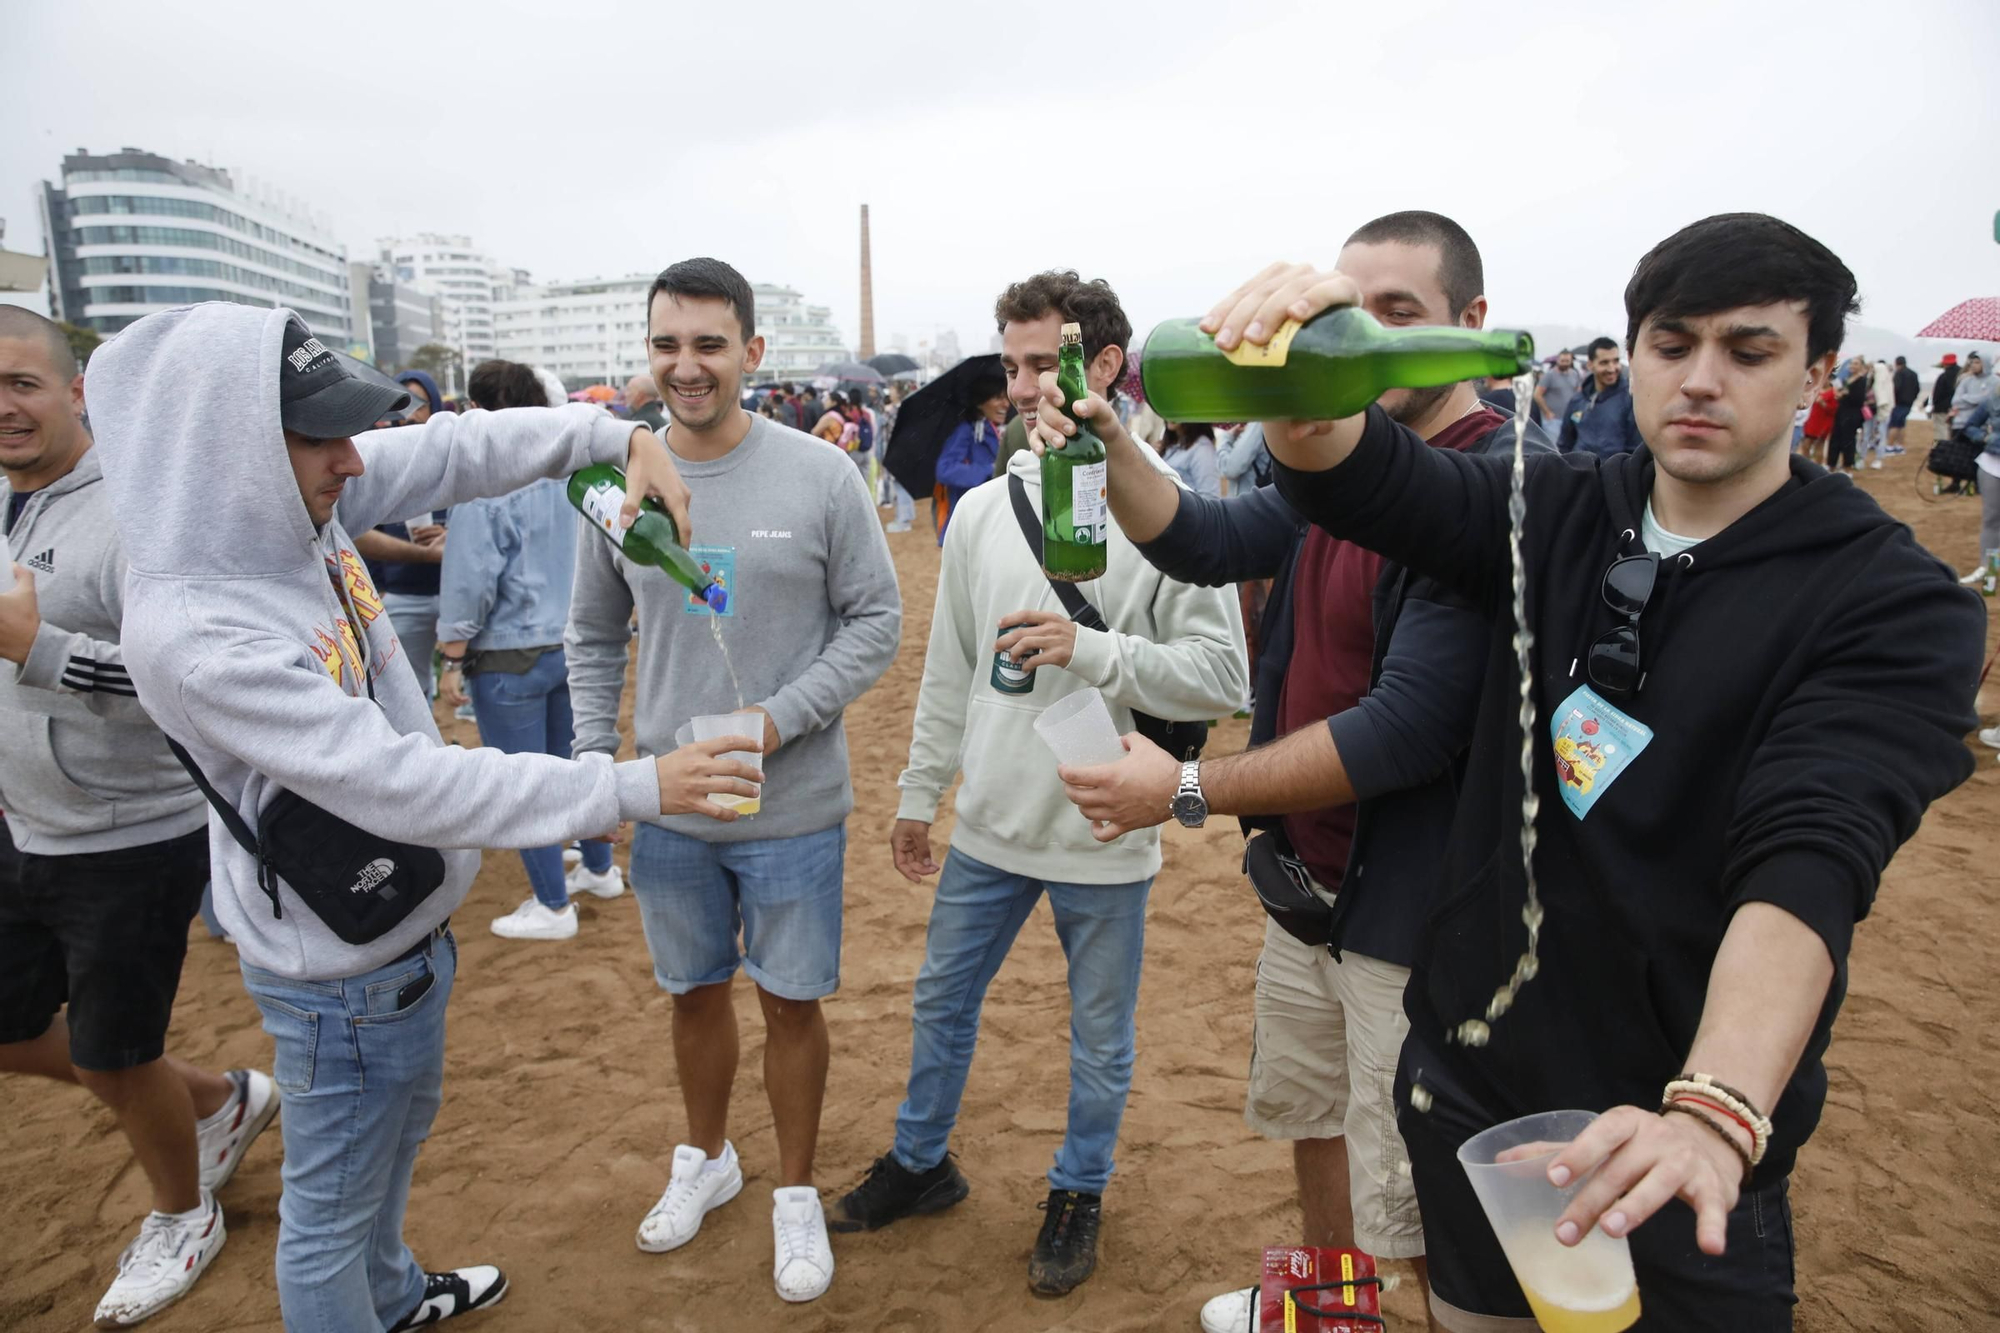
[1028,1189,1102,1296]
[829,1152,969,1233]
[387,1266,509,1330]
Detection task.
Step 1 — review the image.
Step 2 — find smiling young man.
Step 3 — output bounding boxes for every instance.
[830,270,1245,1299]
[565,258,901,1305]
[1557,336,1643,458]
[83,303,755,1333]
[0,308,279,1329]
[1118,214,1985,1330]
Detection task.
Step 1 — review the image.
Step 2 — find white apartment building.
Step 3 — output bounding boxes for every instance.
[492,275,847,389]
[377,232,529,374]
[40,148,352,342]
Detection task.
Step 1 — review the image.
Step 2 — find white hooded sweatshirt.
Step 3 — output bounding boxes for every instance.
[85,303,663,979]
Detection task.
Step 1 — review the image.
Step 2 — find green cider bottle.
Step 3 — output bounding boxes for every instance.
[1040,322,1109,582]
[567,463,728,612]
[1139,307,1535,422]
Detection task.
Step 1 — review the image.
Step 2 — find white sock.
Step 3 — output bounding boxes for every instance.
[160,1197,209,1225]
[702,1143,735,1174]
[194,1077,240,1129]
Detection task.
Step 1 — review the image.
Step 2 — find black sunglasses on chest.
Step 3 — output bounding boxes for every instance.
[1587,551,1659,697]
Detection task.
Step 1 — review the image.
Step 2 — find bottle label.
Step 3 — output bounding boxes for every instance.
[580,479,628,547]
[1071,461,1108,545]
[990,650,1035,695]
[1220,317,1302,369]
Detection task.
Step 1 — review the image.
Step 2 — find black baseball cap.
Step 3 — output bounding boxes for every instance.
[279,318,408,438]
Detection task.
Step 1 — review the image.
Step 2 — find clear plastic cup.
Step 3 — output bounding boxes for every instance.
[689,712,764,816]
[1033,688,1126,769]
[1458,1110,1641,1333]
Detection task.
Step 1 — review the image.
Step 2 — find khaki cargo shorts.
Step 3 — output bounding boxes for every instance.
[1244,915,1424,1259]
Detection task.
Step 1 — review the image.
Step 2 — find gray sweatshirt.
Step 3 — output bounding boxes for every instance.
[84,303,666,980]
[1,448,206,854]
[566,413,901,841]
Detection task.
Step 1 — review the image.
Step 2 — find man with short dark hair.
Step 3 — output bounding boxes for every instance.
[1888,354,1919,454]
[1557,336,1642,457]
[566,257,900,1305]
[356,369,450,701]
[85,301,742,1333]
[830,269,1245,1299]
[1034,211,1546,1333]
[0,306,280,1329]
[1535,348,1583,428]
[1184,212,1981,1330]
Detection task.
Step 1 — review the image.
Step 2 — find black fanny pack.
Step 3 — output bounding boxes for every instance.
[167,736,446,946]
[1244,827,1335,947]
[1006,474,1208,761]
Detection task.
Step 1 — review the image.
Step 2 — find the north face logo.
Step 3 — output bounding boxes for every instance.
[349,857,396,895]
[25,548,53,573]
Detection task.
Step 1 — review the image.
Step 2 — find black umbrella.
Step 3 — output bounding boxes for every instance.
[883,353,1006,500]
[818,360,886,385]
[865,352,920,376]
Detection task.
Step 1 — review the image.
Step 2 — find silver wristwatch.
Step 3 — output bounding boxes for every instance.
[1170,759,1208,828]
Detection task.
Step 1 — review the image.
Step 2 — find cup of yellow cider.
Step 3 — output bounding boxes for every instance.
[1458,1111,1640,1332]
[690,713,765,816]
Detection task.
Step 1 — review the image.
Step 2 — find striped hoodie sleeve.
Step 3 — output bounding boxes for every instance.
[14,540,150,721]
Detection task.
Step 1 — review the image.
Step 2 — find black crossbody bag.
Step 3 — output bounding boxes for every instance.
[164,624,446,945]
[1007,474,1208,762]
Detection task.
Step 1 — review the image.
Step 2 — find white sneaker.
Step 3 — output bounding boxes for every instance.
[489,899,577,941]
[196,1069,279,1193]
[93,1193,225,1328]
[566,862,624,899]
[1868,458,1883,469]
[1979,726,2000,750]
[562,844,582,870]
[1199,1285,1260,1333]
[885,521,912,533]
[386,1265,509,1330]
[1960,569,1986,586]
[636,1143,743,1252]
[771,1186,834,1303]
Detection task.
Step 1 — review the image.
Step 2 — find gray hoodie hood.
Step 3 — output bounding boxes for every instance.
[87,302,663,979]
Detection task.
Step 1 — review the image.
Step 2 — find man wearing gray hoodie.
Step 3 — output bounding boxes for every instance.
[0,306,282,1329]
[85,302,756,1333]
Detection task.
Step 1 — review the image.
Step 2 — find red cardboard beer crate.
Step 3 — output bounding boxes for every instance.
[1259,1246,1383,1331]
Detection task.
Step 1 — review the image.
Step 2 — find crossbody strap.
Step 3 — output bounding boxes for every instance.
[1007,473,1108,633]
[164,735,259,857]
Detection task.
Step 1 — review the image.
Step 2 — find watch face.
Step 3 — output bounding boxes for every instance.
[1171,793,1207,826]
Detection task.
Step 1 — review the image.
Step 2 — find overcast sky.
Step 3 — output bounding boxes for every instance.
[5,0,1996,358]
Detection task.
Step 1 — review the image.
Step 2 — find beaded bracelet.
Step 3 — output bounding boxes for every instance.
[1665,1074,1772,1166]
[1660,1103,1752,1184]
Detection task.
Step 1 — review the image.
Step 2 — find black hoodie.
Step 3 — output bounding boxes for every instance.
[1273,407,1984,1184]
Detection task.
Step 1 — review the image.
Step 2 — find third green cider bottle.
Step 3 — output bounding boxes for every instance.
[1139,307,1535,422]
[1041,322,1108,582]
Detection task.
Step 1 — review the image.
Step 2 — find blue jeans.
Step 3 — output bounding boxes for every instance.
[893,848,1151,1195]
[242,928,456,1333]
[382,593,438,703]
[628,821,846,1001]
[467,649,611,909]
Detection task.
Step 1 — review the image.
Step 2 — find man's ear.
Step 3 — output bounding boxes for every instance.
[1089,343,1126,395]
[742,335,766,375]
[1459,295,1488,331]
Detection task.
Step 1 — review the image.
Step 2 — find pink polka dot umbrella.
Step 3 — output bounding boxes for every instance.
[1916,297,2000,341]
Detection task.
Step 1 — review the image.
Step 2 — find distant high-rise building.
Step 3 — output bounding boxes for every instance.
[490,274,845,390]
[363,265,444,372]
[494,273,651,389]
[377,233,528,381]
[39,147,352,341]
[755,283,848,382]
[932,328,962,369]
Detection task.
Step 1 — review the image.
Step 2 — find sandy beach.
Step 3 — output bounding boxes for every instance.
[5,444,1995,1332]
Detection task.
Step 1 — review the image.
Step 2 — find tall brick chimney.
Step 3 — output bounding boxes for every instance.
[858,204,876,360]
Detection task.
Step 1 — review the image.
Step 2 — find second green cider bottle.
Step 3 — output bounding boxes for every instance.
[1040,322,1108,582]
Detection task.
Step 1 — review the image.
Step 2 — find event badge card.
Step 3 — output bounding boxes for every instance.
[1550,684,1654,820]
[682,546,736,617]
